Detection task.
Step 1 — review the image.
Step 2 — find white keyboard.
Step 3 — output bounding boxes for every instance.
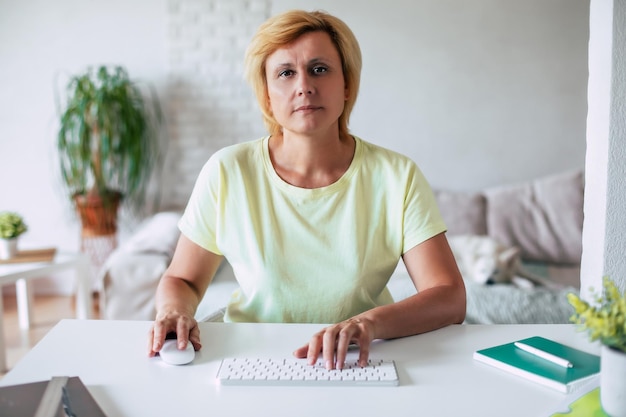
[216,357,399,386]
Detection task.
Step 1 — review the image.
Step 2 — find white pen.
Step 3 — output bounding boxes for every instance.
[514,342,574,368]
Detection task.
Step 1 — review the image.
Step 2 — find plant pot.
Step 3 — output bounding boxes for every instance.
[0,238,18,260]
[601,345,626,417]
[74,191,122,237]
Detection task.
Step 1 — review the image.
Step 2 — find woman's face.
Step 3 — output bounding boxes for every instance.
[265,31,347,138]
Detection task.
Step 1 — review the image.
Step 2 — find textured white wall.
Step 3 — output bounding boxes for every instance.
[163,0,270,207]
[0,0,590,293]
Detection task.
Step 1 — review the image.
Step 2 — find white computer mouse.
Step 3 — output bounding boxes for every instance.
[159,339,195,365]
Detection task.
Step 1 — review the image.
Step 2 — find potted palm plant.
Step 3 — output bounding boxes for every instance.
[0,211,28,260]
[56,65,163,237]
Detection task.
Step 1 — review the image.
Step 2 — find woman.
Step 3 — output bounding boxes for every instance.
[149,10,465,370]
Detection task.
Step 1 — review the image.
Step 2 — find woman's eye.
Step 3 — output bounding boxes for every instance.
[278,69,294,78]
[312,66,328,75]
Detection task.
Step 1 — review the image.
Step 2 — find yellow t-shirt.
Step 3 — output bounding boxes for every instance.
[179,136,446,323]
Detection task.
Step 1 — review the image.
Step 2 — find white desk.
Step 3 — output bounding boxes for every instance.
[0,320,598,417]
[0,253,91,371]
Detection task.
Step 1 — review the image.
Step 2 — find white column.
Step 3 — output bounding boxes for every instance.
[582,0,626,298]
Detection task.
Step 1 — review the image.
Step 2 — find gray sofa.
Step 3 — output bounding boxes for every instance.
[99,170,583,324]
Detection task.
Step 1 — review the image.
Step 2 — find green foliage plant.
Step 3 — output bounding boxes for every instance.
[0,211,28,239]
[56,65,163,214]
[568,277,626,353]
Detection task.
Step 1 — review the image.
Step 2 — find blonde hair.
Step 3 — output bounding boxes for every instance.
[244,10,362,138]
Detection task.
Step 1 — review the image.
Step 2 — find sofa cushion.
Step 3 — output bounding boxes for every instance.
[484,170,584,264]
[123,211,182,255]
[101,252,169,320]
[434,190,487,236]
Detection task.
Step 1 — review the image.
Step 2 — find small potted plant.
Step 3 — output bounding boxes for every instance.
[0,211,28,260]
[568,277,626,416]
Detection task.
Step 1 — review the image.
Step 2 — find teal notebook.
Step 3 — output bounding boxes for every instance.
[473,336,600,393]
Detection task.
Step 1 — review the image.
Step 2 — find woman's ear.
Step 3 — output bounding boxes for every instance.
[266,95,273,113]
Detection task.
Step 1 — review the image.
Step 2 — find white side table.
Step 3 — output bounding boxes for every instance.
[0,252,91,372]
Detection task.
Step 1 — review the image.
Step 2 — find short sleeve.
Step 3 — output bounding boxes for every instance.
[402,163,447,253]
[178,155,223,255]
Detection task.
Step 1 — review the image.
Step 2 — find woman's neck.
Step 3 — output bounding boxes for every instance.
[268,130,355,189]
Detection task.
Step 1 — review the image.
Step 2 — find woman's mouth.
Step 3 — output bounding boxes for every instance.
[295,105,321,112]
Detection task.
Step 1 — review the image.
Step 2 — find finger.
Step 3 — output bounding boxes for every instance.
[322,328,339,370]
[147,327,157,357]
[176,319,192,349]
[151,320,168,353]
[293,344,309,359]
[335,327,352,370]
[306,333,324,365]
[357,338,371,367]
[189,325,202,351]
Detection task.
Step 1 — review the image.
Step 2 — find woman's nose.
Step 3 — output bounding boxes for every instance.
[297,74,314,95]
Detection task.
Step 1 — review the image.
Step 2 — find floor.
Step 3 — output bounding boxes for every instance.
[1,293,100,379]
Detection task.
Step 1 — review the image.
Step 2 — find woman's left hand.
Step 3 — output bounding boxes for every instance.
[293,317,375,370]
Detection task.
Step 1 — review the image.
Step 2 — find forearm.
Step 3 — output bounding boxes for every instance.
[361,233,467,340]
[155,274,204,319]
[154,235,223,319]
[294,281,466,369]
[359,283,466,341]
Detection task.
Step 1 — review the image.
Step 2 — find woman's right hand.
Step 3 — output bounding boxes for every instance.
[147,235,224,357]
[148,309,202,357]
